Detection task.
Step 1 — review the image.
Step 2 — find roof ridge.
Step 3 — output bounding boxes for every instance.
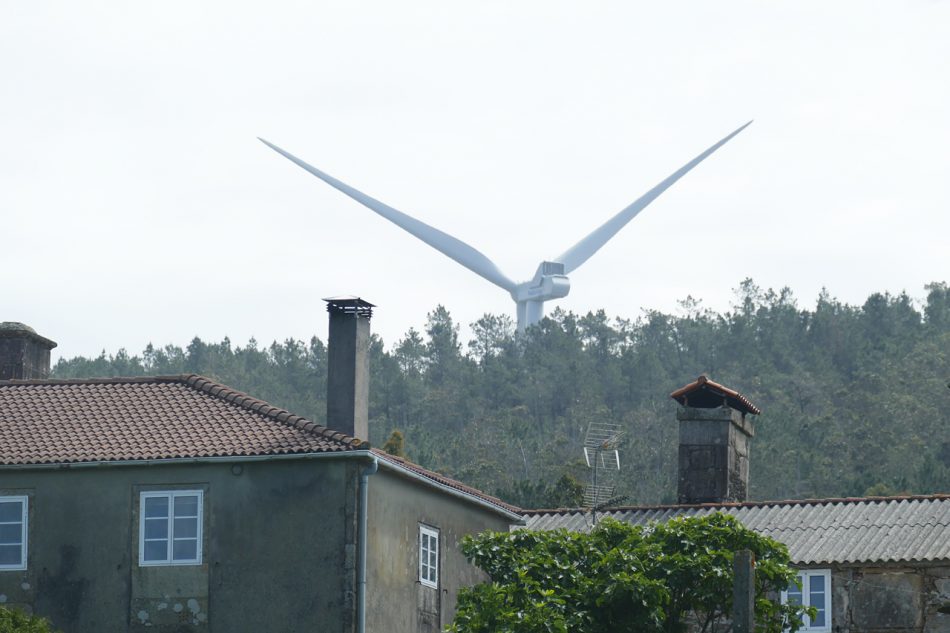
[180,374,366,449]
[0,375,185,387]
[523,493,950,516]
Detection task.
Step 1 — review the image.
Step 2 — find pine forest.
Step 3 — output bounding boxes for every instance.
[52,280,950,509]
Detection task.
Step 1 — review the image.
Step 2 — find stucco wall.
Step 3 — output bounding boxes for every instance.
[364,469,515,633]
[0,457,357,633]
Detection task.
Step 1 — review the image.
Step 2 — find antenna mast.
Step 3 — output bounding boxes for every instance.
[582,420,624,525]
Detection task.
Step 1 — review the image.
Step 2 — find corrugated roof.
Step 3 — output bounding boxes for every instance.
[522,495,950,565]
[0,375,363,465]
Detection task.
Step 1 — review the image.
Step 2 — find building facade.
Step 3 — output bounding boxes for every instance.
[523,376,950,633]
[0,310,520,633]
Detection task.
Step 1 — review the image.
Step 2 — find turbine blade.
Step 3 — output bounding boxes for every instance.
[260,138,518,293]
[554,121,753,274]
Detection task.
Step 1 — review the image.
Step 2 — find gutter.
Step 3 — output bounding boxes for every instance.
[0,451,365,470]
[1,451,524,522]
[357,455,378,633]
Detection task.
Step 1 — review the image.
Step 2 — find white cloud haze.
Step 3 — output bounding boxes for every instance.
[2,1,948,361]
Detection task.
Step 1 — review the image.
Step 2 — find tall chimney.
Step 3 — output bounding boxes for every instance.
[670,375,760,504]
[325,296,374,442]
[0,322,57,380]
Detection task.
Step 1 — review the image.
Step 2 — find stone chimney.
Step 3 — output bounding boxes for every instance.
[325,296,374,442]
[0,322,57,380]
[670,375,760,504]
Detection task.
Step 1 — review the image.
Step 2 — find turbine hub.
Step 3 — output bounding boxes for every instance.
[511,261,571,302]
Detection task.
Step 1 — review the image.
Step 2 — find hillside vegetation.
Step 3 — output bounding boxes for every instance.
[52,280,950,508]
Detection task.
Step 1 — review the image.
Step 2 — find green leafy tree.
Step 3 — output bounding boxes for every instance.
[0,607,60,633]
[382,429,407,458]
[449,514,811,633]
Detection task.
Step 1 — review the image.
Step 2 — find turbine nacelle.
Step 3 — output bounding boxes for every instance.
[511,261,571,304]
[261,121,751,332]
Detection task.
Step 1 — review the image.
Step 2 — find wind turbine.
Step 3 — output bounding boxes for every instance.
[260,121,751,332]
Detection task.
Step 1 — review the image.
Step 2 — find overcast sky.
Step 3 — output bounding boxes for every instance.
[2,1,948,362]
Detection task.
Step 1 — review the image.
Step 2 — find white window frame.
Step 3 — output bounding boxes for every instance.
[0,495,28,571]
[138,490,203,566]
[782,569,832,632]
[418,525,439,588]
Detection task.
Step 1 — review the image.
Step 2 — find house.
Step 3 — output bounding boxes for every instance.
[0,302,522,633]
[522,376,950,633]
[5,313,949,632]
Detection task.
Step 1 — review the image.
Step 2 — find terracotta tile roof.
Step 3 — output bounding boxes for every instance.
[670,374,761,415]
[522,494,950,564]
[374,449,523,516]
[0,375,364,465]
[0,374,522,519]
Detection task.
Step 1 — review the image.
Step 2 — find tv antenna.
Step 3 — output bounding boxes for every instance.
[582,420,624,523]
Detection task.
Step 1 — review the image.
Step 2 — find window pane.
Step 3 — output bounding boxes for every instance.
[0,524,22,544]
[0,501,22,522]
[809,573,826,627]
[144,518,168,539]
[173,539,197,561]
[174,517,197,539]
[144,496,168,519]
[786,588,801,606]
[174,496,198,518]
[0,544,21,565]
[143,540,167,561]
[786,574,803,605]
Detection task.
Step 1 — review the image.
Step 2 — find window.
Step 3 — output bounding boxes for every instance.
[139,491,203,566]
[419,525,439,588]
[782,569,831,632]
[0,496,27,571]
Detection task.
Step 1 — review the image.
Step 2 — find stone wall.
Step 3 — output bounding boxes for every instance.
[826,564,950,633]
[677,405,753,504]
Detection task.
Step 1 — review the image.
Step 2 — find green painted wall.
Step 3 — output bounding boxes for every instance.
[0,458,357,633]
[364,470,514,633]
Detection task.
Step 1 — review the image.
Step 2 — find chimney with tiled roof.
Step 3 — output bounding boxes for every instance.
[670,375,760,504]
[325,296,374,442]
[0,322,57,380]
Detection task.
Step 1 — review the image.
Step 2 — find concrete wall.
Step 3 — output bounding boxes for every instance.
[364,469,514,633]
[823,564,950,633]
[0,458,359,633]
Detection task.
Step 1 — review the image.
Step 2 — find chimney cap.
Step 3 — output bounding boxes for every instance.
[323,296,374,318]
[0,322,57,349]
[670,374,760,415]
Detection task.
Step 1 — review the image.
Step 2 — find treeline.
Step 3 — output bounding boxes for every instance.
[52,280,950,508]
